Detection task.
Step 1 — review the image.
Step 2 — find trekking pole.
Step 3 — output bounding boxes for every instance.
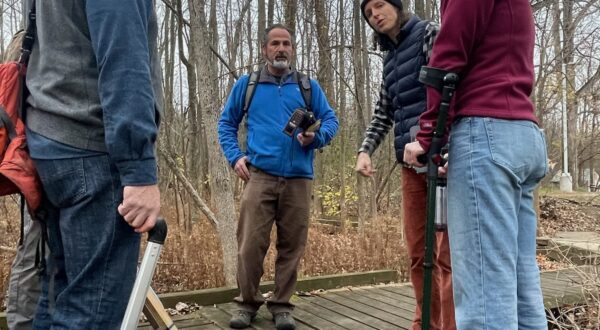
[417,67,458,330]
[121,218,168,330]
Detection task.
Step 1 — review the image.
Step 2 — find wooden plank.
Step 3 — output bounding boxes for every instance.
[179,325,222,330]
[196,305,239,329]
[283,305,347,330]
[333,291,412,320]
[294,297,376,329]
[378,286,416,299]
[348,288,415,314]
[540,277,585,295]
[543,266,597,283]
[355,287,417,310]
[159,270,397,308]
[298,295,403,330]
[138,313,217,329]
[143,288,178,329]
[321,292,413,328]
[174,315,216,328]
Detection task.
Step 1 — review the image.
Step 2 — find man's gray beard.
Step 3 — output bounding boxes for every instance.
[272,59,289,69]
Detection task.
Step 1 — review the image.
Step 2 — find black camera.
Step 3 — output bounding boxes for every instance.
[282,108,321,137]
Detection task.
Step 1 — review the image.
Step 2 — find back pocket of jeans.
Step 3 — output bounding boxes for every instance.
[36,158,87,208]
[484,119,534,175]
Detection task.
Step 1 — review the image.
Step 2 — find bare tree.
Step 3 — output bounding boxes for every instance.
[189,0,239,286]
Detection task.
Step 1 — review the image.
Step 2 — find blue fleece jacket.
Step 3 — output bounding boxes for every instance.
[218,68,338,179]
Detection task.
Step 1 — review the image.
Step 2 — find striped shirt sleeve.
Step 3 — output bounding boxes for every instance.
[358,83,394,156]
[423,21,440,63]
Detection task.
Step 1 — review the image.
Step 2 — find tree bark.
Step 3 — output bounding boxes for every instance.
[189,0,238,287]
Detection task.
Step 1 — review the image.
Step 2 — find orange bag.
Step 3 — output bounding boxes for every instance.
[0,59,42,214]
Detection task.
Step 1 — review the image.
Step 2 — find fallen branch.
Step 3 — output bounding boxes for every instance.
[157,146,219,227]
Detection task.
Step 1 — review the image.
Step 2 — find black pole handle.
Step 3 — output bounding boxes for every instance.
[148,217,167,245]
[417,154,448,167]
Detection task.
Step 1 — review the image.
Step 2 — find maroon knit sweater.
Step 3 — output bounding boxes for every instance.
[417,0,538,151]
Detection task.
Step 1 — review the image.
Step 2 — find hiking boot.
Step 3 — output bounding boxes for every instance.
[229,310,256,329]
[274,312,296,330]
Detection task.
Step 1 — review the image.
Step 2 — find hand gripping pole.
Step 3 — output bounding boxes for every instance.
[121,218,172,330]
[418,66,458,330]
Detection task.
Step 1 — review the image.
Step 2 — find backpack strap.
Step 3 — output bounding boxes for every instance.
[243,70,261,114]
[243,69,312,114]
[19,0,36,65]
[0,106,17,140]
[296,71,312,111]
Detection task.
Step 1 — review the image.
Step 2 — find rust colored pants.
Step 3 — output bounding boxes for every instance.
[402,167,456,330]
[234,166,312,314]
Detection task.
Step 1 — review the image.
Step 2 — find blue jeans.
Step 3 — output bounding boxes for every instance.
[447,117,548,330]
[32,154,140,330]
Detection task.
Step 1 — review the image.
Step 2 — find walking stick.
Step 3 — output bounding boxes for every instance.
[121,218,173,330]
[417,67,458,330]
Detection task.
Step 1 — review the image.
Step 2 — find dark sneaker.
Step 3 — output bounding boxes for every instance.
[274,312,296,330]
[229,310,256,329]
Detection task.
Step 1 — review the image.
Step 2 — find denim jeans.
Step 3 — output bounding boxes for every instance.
[32,154,140,330]
[447,117,548,330]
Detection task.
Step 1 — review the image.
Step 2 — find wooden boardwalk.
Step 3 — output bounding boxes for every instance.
[139,266,597,330]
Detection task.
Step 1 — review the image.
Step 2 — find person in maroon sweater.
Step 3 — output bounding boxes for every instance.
[404,0,549,329]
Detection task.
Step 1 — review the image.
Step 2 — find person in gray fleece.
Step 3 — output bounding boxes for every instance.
[24,0,163,328]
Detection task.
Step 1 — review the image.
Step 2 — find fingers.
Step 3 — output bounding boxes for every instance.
[355,162,374,177]
[135,214,158,234]
[438,162,449,177]
[403,142,426,167]
[119,185,161,233]
[358,167,374,177]
[355,154,374,177]
[234,157,250,181]
[297,132,315,146]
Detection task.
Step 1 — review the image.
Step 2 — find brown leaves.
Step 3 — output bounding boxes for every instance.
[538,196,600,237]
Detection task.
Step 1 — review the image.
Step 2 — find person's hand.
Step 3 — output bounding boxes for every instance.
[438,162,448,177]
[355,152,375,177]
[118,185,161,233]
[297,131,315,146]
[404,141,426,167]
[438,151,449,177]
[234,156,250,181]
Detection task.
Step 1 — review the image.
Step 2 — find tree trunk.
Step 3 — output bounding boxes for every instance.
[258,0,266,52]
[414,0,426,18]
[284,0,298,33]
[353,0,368,232]
[337,0,348,231]
[189,0,238,287]
[563,0,578,189]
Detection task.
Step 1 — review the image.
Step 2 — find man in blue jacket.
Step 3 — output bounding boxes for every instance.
[24,0,162,328]
[218,24,338,330]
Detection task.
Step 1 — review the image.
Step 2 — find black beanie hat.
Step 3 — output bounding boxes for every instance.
[360,0,404,26]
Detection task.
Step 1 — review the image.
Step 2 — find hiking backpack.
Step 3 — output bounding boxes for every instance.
[243,69,312,114]
[0,6,42,215]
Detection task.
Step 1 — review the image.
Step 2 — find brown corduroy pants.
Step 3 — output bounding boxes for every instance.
[234,166,312,314]
[402,167,456,330]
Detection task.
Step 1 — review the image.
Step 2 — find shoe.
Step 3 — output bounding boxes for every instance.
[229,310,256,329]
[274,312,296,330]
